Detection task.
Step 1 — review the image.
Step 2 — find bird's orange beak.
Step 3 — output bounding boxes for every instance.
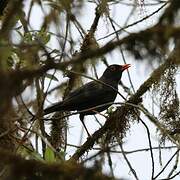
[121,64,131,71]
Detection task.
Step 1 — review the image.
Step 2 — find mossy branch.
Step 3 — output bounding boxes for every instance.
[0,149,112,180]
[69,43,180,161]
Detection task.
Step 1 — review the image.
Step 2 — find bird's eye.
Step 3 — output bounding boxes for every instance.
[110,66,116,71]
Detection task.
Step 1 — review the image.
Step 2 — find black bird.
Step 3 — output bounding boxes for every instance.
[44,64,131,135]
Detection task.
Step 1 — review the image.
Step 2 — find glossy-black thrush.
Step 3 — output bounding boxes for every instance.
[44,64,131,135]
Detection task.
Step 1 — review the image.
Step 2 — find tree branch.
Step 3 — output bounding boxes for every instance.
[68,43,180,161]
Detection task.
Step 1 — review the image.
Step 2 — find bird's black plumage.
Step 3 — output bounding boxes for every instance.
[44,64,131,120]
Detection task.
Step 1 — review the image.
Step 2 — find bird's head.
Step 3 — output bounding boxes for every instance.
[101,64,131,83]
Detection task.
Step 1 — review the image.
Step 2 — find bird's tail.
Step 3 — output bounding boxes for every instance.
[44,102,63,115]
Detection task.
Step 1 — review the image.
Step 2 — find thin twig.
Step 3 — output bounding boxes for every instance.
[168,151,179,178]
[139,118,155,179]
[117,137,139,180]
[154,149,179,179]
[98,2,168,41]
[108,16,135,93]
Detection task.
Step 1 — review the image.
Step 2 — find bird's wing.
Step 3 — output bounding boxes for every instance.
[44,101,63,115]
[43,81,103,114]
[62,81,116,111]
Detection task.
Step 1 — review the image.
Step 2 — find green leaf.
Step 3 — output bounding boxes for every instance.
[44,33,51,44]
[36,29,51,44]
[45,147,55,163]
[45,73,59,82]
[24,32,33,43]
